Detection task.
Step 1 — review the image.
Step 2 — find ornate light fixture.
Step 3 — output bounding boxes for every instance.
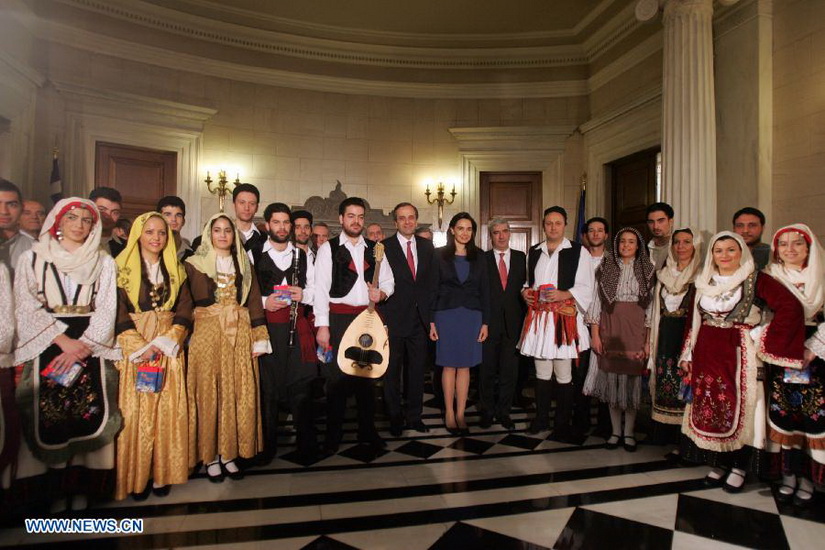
[424,181,457,229]
[205,170,240,212]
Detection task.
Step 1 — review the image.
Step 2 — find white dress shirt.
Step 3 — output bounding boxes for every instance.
[261,240,315,307]
[314,235,395,327]
[240,224,261,264]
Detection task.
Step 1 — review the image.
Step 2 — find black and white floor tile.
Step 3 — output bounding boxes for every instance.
[2,390,824,549]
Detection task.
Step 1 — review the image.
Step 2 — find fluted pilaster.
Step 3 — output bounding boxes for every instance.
[661,0,718,232]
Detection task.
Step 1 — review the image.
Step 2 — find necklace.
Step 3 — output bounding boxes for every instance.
[145,260,165,311]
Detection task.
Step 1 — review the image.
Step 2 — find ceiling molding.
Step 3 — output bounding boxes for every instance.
[588,32,662,92]
[449,126,577,152]
[578,85,662,135]
[56,0,590,69]
[41,20,590,99]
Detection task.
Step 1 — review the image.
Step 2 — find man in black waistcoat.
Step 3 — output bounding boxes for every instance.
[379,203,436,436]
[479,218,527,430]
[255,202,318,464]
[315,197,395,454]
[520,206,594,442]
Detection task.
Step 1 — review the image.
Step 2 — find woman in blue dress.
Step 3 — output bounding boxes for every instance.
[430,213,490,435]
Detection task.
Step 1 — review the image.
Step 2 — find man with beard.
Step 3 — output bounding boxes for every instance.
[256,202,318,463]
[315,197,394,454]
[645,202,674,270]
[89,187,124,256]
[292,209,315,264]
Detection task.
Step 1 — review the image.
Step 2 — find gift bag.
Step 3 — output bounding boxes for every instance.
[136,359,164,393]
[41,359,84,388]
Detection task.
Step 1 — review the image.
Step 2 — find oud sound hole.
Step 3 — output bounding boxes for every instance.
[358,334,373,348]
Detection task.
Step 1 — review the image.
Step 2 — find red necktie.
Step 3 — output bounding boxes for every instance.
[407,240,416,280]
[498,252,507,290]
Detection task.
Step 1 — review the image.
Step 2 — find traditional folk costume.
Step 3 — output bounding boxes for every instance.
[256,238,317,461]
[13,199,121,507]
[584,228,654,449]
[763,224,825,493]
[315,235,394,452]
[647,229,702,445]
[186,214,269,476]
[680,231,804,481]
[518,238,594,438]
[114,212,193,500]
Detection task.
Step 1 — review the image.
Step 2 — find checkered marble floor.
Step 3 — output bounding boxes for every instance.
[2,391,823,549]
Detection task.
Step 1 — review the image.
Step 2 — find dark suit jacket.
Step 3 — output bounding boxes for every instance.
[432,247,491,325]
[379,235,437,337]
[485,249,527,339]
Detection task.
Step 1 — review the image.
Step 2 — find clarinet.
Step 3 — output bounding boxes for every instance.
[287,248,300,347]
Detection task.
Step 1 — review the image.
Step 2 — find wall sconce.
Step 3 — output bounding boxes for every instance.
[424,181,457,229]
[205,170,240,212]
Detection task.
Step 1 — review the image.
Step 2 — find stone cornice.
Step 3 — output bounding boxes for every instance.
[40,19,590,99]
[449,126,577,152]
[55,0,590,69]
[578,85,662,134]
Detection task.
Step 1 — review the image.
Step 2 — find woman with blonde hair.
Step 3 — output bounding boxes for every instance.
[114,212,192,500]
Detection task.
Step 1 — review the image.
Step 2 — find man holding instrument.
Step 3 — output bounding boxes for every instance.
[256,202,318,464]
[315,197,394,454]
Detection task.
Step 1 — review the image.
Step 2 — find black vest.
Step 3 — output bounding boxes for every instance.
[527,241,582,290]
[329,236,376,299]
[256,247,308,296]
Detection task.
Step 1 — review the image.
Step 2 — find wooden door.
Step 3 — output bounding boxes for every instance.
[610,149,659,240]
[95,142,177,222]
[479,172,542,253]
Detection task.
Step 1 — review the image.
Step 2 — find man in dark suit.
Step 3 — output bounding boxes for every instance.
[380,202,437,435]
[479,218,526,430]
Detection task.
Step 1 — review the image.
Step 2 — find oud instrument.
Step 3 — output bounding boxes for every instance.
[336,243,390,378]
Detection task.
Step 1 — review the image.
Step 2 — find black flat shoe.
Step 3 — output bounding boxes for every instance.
[131,482,152,501]
[722,470,746,494]
[206,461,225,483]
[605,434,622,450]
[478,414,493,429]
[623,436,637,452]
[222,460,244,481]
[775,484,795,504]
[408,420,430,433]
[152,485,171,497]
[500,417,516,431]
[793,489,814,508]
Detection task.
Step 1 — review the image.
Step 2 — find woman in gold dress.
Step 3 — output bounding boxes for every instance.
[186,214,268,482]
[114,212,192,500]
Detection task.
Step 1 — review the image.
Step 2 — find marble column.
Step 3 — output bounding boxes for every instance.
[638,0,738,233]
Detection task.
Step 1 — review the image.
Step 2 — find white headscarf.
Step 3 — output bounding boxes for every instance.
[694,231,754,298]
[766,223,825,320]
[31,197,105,285]
[656,227,703,294]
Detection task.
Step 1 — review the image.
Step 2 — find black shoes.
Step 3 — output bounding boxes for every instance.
[408,420,430,433]
[499,417,516,431]
[152,485,171,497]
[605,434,622,450]
[389,416,404,437]
[623,436,637,452]
[479,414,493,429]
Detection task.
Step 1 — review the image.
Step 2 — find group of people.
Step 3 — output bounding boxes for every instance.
[0,174,823,517]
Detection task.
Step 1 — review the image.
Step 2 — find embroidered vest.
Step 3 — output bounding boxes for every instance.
[527,241,582,290]
[256,247,308,296]
[328,236,376,298]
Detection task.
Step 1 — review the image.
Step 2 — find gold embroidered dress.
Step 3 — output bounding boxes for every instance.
[114,212,192,500]
[185,214,268,466]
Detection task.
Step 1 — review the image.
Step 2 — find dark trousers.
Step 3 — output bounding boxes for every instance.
[384,323,428,423]
[259,322,317,457]
[324,312,379,446]
[480,328,519,419]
